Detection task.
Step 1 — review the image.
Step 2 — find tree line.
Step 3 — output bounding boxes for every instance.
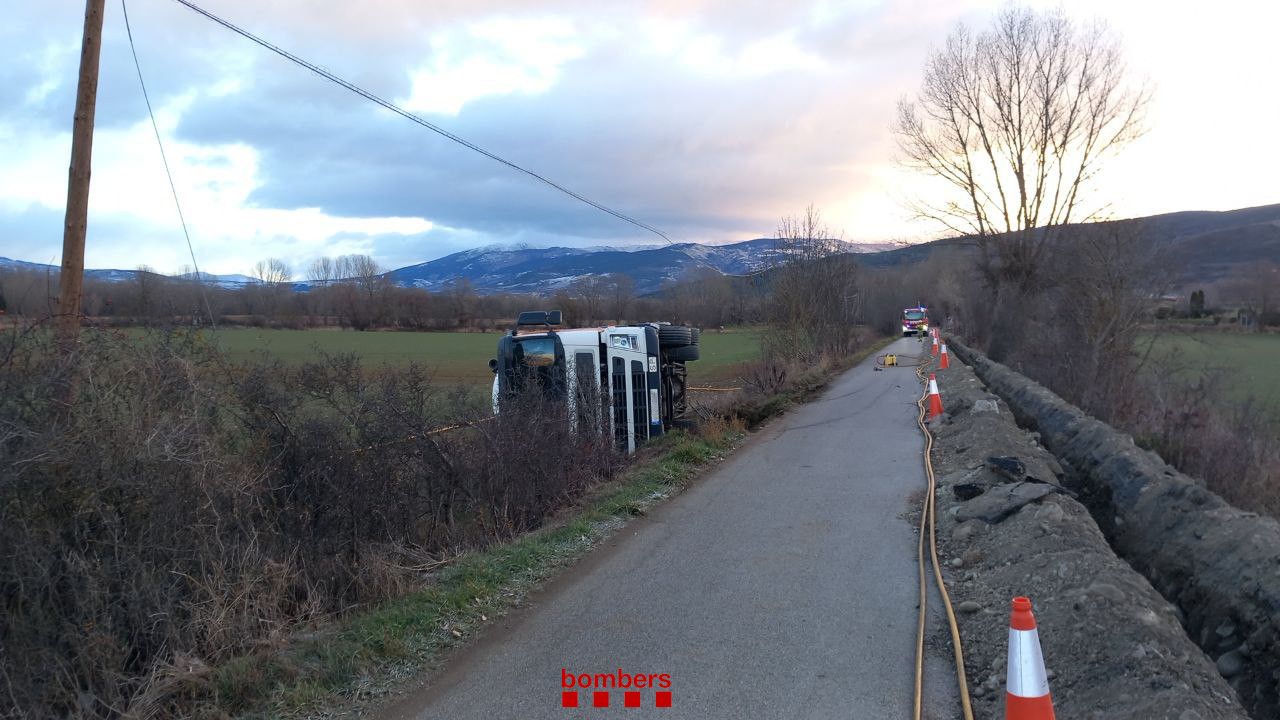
[0,253,775,331]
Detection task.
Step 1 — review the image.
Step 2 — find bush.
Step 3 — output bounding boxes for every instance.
[0,325,616,718]
[693,340,866,429]
[1129,371,1280,518]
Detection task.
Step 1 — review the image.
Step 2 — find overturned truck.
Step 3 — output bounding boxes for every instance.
[489,311,700,453]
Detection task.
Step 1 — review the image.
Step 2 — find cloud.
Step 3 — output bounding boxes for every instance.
[400,17,585,116]
[4,0,1277,277]
[1,0,957,275]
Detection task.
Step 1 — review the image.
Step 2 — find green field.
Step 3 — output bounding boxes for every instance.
[1148,332,1280,406]
[202,327,762,387]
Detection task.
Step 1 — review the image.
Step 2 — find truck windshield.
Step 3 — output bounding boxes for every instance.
[904,311,925,321]
[515,337,557,367]
[505,336,566,397]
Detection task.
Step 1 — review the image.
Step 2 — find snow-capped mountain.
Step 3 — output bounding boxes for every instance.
[2,239,898,295]
[387,238,896,294]
[0,258,255,289]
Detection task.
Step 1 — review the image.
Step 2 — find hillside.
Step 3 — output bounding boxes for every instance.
[3,204,1276,294]
[853,203,1280,286]
[385,239,895,293]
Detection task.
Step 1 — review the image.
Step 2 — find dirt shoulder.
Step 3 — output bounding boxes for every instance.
[928,357,1248,719]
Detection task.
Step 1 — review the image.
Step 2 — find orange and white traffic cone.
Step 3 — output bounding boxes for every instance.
[930,335,940,357]
[939,342,950,369]
[1006,596,1055,720]
[927,373,944,419]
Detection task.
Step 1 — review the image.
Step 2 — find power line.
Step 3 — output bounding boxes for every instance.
[167,0,674,245]
[121,0,217,327]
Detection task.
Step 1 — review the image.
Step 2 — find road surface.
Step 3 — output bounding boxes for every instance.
[378,336,959,719]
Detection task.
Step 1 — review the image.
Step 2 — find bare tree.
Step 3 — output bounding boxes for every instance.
[251,258,292,285]
[1049,221,1166,413]
[775,205,844,265]
[606,273,635,323]
[769,206,857,359]
[341,255,383,291]
[248,259,293,321]
[570,275,608,326]
[1228,261,1280,329]
[895,6,1149,291]
[445,278,476,328]
[346,255,390,326]
[307,257,336,284]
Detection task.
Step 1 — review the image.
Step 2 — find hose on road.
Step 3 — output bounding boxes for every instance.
[913,359,975,720]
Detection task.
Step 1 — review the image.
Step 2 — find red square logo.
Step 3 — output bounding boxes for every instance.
[561,691,578,708]
[624,691,641,707]
[593,690,609,708]
[656,691,672,708]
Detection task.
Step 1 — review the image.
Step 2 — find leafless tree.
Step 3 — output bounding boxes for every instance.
[1230,261,1279,329]
[606,273,636,323]
[134,265,159,321]
[1047,221,1166,413]
[774,205,844,265]
[895,6,1149,292]
[248,259,293,321]
[769,206,857,359]
[307,257,336,284]
[445,278,476,328]
[340,255,384,292]
[345,255,390,326]
[570,275,608,326]
[251,258,292,285]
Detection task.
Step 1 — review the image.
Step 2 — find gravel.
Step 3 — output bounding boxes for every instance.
[928,356,1249,719]
[952,339,1280,719]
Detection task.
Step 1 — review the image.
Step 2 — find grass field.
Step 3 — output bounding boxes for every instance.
[1148,332,1280,406]
[201,327,763,387]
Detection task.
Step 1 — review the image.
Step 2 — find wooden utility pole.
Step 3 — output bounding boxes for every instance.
[57,0,107,344]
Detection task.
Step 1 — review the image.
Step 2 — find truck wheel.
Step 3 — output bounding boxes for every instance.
[658,325,694,347]
[665,344,700,362]
[690,327,701,345]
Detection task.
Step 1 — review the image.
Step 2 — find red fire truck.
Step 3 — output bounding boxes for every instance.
[901,306,929,337]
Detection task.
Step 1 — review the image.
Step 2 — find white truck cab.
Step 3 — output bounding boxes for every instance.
[489,311,698,453]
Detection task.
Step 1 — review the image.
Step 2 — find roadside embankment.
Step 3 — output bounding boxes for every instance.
[926,355,1248,719]
[948,340,1280,719]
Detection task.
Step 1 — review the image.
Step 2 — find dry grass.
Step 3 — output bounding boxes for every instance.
[0,319,878,719]
[0,324,616,719]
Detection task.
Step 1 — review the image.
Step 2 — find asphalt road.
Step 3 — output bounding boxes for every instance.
[378,336,958,719]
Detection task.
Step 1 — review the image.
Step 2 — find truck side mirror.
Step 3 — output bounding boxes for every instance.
[488,358,498,373]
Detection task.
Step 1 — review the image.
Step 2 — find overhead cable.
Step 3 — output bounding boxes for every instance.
[122,0,217,327]
[168,0,674,244]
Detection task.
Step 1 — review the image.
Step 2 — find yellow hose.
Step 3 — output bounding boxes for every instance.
[913,361,975,720]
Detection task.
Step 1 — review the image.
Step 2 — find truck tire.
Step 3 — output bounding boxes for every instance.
[690,327,701,345]
[665,344,700,362]
[658,325,694,347]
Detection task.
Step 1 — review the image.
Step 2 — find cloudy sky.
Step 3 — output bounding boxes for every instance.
[2,0,1277,275]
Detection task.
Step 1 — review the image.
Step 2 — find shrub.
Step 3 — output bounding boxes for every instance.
[0,325,616,718]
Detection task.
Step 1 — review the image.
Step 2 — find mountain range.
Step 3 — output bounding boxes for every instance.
[386,239,896,293]
[0,239,897,295]
[839,203,1280,287]
[3,203,1277,294]
[0,258,256,288]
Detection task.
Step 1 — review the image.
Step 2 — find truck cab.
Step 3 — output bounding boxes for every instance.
[902,306,929,337]
[490,311,698,454]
